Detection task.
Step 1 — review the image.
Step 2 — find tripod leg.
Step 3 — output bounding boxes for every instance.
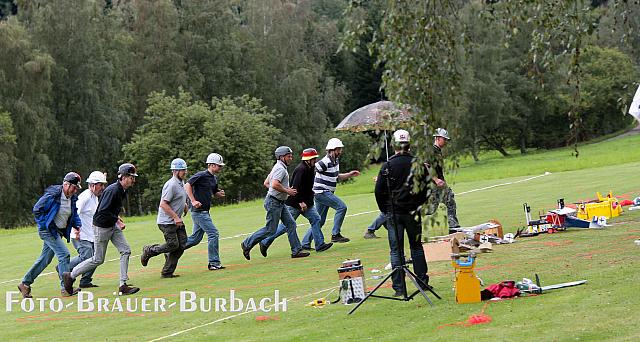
[403,267,434,306]
[405,267,442,299]
[348,268,398,315]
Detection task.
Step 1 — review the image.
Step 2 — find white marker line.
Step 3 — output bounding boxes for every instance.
[1,173,549,286]
[456,172,551,196]
[147,285,342,341]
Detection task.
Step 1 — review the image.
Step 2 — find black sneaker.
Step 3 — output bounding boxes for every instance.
[208,264,226,271]
[17,283,32,299]
[259,243,269,257]
[331,233,350,243]
[61,288,80,297]
[393,290,406,297]
[363,230,379,239]
[119,283,140,295]
[301,245,312,251]
[291,250,310,258]
[161,274,180,278]
[79,283,99,288]
[316,242,333,252]
[62,272,75,295]
[240,242,251,260]
[141,245,152,267]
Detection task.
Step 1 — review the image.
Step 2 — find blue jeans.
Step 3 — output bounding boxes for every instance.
[387,213,429,292]
[243,196,302,254]
[185,211,221,266]
[313,191,347,240]
[69,239,96,287]
[368,212,388,232]
[22,228,70,289]
[264,205,325,250]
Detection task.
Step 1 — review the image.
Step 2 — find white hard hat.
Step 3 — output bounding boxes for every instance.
[433,128,450,140]
[206,153,225,166]
[326,138,344,150]
[86,171,107,184]
[393,129,410,143]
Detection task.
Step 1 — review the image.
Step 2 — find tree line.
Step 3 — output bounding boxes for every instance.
[342,0,638,164]
[1,0,637,227]
[0,0,376,227]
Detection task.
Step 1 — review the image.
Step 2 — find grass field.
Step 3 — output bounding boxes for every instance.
[2,135,640,341]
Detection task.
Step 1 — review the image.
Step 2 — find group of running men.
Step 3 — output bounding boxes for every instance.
[17,131,459,298]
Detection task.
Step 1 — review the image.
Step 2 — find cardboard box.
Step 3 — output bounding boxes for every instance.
[423,232,465,262]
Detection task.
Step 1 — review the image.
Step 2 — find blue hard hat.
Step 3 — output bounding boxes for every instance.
[274,146,293,159]
[170,158,188,170]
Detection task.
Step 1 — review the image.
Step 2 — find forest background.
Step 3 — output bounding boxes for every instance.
[0,0,637,227]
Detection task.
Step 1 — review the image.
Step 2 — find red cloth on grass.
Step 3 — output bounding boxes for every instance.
[484,281,520,299]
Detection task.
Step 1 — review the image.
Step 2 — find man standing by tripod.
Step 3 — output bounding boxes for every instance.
[374,129,431,297]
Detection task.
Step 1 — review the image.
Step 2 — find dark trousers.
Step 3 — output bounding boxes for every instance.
[150,224,187,276]
[386,213,429,292]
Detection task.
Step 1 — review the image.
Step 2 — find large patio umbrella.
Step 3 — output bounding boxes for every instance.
[335,101,413,132]
[335,100,414,158]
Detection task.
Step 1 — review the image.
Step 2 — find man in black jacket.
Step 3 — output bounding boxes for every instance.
[64,163,140,296]
[374,130,430,296]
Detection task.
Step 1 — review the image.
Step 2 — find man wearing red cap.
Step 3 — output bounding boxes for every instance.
[259,148,333,255]
[18,172,83,298]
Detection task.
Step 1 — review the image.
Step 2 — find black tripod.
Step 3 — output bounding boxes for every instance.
[349,153,441,315]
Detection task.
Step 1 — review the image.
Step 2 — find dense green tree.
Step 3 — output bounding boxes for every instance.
[116,0,189,136]
[0,17,54,226]
[178,1,348,153]
[577,46,636,139]
[19,0,132,182]
[123,90,280,212]
[0,109,17,219]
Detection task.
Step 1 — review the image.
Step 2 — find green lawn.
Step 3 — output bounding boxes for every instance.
[1,135,639,341]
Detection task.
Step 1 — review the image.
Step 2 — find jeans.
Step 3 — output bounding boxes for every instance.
[243,196,302,254]
[69,239,96,287]
[426,186,460,228]
[312,191,347,241]
[185,211,221,266]
[264,205,325,250]
[149,224,187,276]
[71,225,131,286]
[367,212,388,232]
[387,213,429,292]
[22,228,71,289]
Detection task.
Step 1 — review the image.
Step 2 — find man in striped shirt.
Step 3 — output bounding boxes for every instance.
[302,138,360,246]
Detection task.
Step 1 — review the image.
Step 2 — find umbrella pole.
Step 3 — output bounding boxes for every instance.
[384,131,389,160]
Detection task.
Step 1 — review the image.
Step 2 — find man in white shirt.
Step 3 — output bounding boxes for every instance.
[67,171,107,288]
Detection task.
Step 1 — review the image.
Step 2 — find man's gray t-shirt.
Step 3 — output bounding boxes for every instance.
[266,160,290,201]
[54,191,72,229]
[157,176,188,224]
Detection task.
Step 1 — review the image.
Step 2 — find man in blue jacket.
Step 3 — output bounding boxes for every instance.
[18,172,83,298]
